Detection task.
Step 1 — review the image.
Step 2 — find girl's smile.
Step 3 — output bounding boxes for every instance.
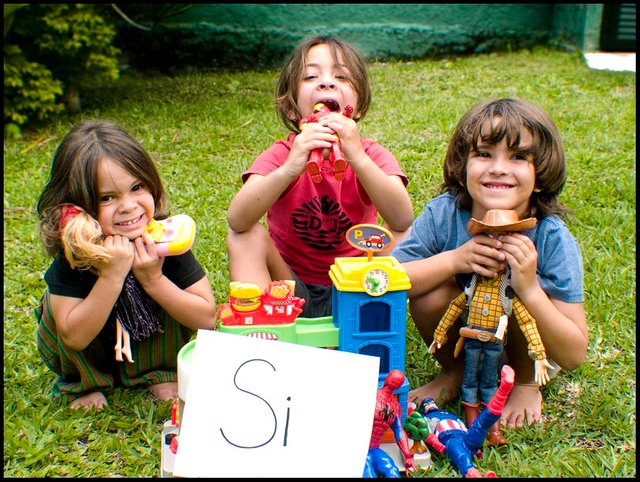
[96,157,155,239]
[114,213,146,234]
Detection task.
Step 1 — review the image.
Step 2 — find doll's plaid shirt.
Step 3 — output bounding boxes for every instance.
[433,275,546,360]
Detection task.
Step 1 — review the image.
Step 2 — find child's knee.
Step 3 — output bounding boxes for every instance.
[409,282,460,335]
[227,223,268,253]
[503,341,538,382]
[408,295,439,338]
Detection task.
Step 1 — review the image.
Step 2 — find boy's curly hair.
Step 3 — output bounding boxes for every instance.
[442,97,569,220]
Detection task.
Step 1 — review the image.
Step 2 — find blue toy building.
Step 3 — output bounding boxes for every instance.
[329,254,411,421]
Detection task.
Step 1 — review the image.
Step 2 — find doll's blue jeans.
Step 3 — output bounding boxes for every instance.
[462,338,502,405]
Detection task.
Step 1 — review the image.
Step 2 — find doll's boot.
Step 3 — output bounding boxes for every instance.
[307,160,322,183]
[485,420,507,446]
[465,468,482,478]
[462,402,480,428]
[467,468,497,478]
[307,150,324,183]
[331,143,346,181]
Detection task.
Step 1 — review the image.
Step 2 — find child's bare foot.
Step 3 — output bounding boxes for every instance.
[149,382,178,401]
[409,371,461,405]
[500,382,542,428]
[69,391,108,410]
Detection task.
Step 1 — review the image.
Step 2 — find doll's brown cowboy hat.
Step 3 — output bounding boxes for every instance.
[468,209,537,235]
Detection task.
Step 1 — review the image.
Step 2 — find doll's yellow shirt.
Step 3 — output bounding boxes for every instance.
[433,275,546,360]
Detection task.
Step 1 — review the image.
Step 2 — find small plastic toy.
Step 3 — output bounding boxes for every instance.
[217,280,305,327]
[115,318,134,363]
[344,223,394,261]
[363,370,416,478]
[299,101,354,183]
[429,210,552,445]
[161,398,181,477]
[416,365,516,478]
[403,404,446,456]
[144,214,196,257]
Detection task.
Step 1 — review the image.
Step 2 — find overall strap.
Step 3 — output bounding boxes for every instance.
[464,269,513,315]
[464,273,477,305]
[499,266,513,316]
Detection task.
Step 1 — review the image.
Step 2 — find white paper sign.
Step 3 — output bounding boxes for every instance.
[173,330,380,477]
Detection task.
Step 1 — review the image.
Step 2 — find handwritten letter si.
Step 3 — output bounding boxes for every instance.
[172,330,380,477]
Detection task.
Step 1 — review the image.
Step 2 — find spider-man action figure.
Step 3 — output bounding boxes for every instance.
[363,370,416,478]
[299,101,354,183]
[418,365,516,478]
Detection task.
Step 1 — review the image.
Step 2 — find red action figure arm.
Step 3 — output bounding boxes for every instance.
[425,433,446,453]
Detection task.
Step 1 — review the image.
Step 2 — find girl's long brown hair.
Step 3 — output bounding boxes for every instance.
[37,120,169,264]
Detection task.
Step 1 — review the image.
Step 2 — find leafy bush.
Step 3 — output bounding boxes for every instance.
[3,4,121,137]
[3,44,64,133]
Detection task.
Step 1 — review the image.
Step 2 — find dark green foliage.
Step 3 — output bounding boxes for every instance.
[3,44,64,129]
[4,4,120,136]
[116,23,303,74]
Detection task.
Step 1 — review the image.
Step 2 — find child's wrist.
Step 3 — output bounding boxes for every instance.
[445,249,464,277]
[136,272,164,292]
[98,270,128,286]
[276,163,301,183]
[515,281,545,306]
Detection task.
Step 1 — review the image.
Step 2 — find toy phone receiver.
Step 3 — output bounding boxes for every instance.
[145,214,196,256]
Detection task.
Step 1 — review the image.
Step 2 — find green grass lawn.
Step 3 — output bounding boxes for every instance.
[3,47,636,477]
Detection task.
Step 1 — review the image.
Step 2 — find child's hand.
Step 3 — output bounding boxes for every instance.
[96,235,134,282]
[131,232,165,287]
[498,233,538,294]
[322,112,364,164]
[288,122,338,175]
[428,340,441,354]
[457,234,507,277]
[534,358,554,386]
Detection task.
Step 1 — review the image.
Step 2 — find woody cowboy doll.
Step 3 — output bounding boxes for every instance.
[428,210,552,445]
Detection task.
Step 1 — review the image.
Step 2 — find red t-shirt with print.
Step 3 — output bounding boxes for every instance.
[242,133,408,285]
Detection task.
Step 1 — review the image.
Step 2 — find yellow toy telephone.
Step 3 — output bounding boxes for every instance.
[145,214,196,256]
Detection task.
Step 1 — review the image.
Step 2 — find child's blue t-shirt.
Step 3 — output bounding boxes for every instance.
[392,192,584,303]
